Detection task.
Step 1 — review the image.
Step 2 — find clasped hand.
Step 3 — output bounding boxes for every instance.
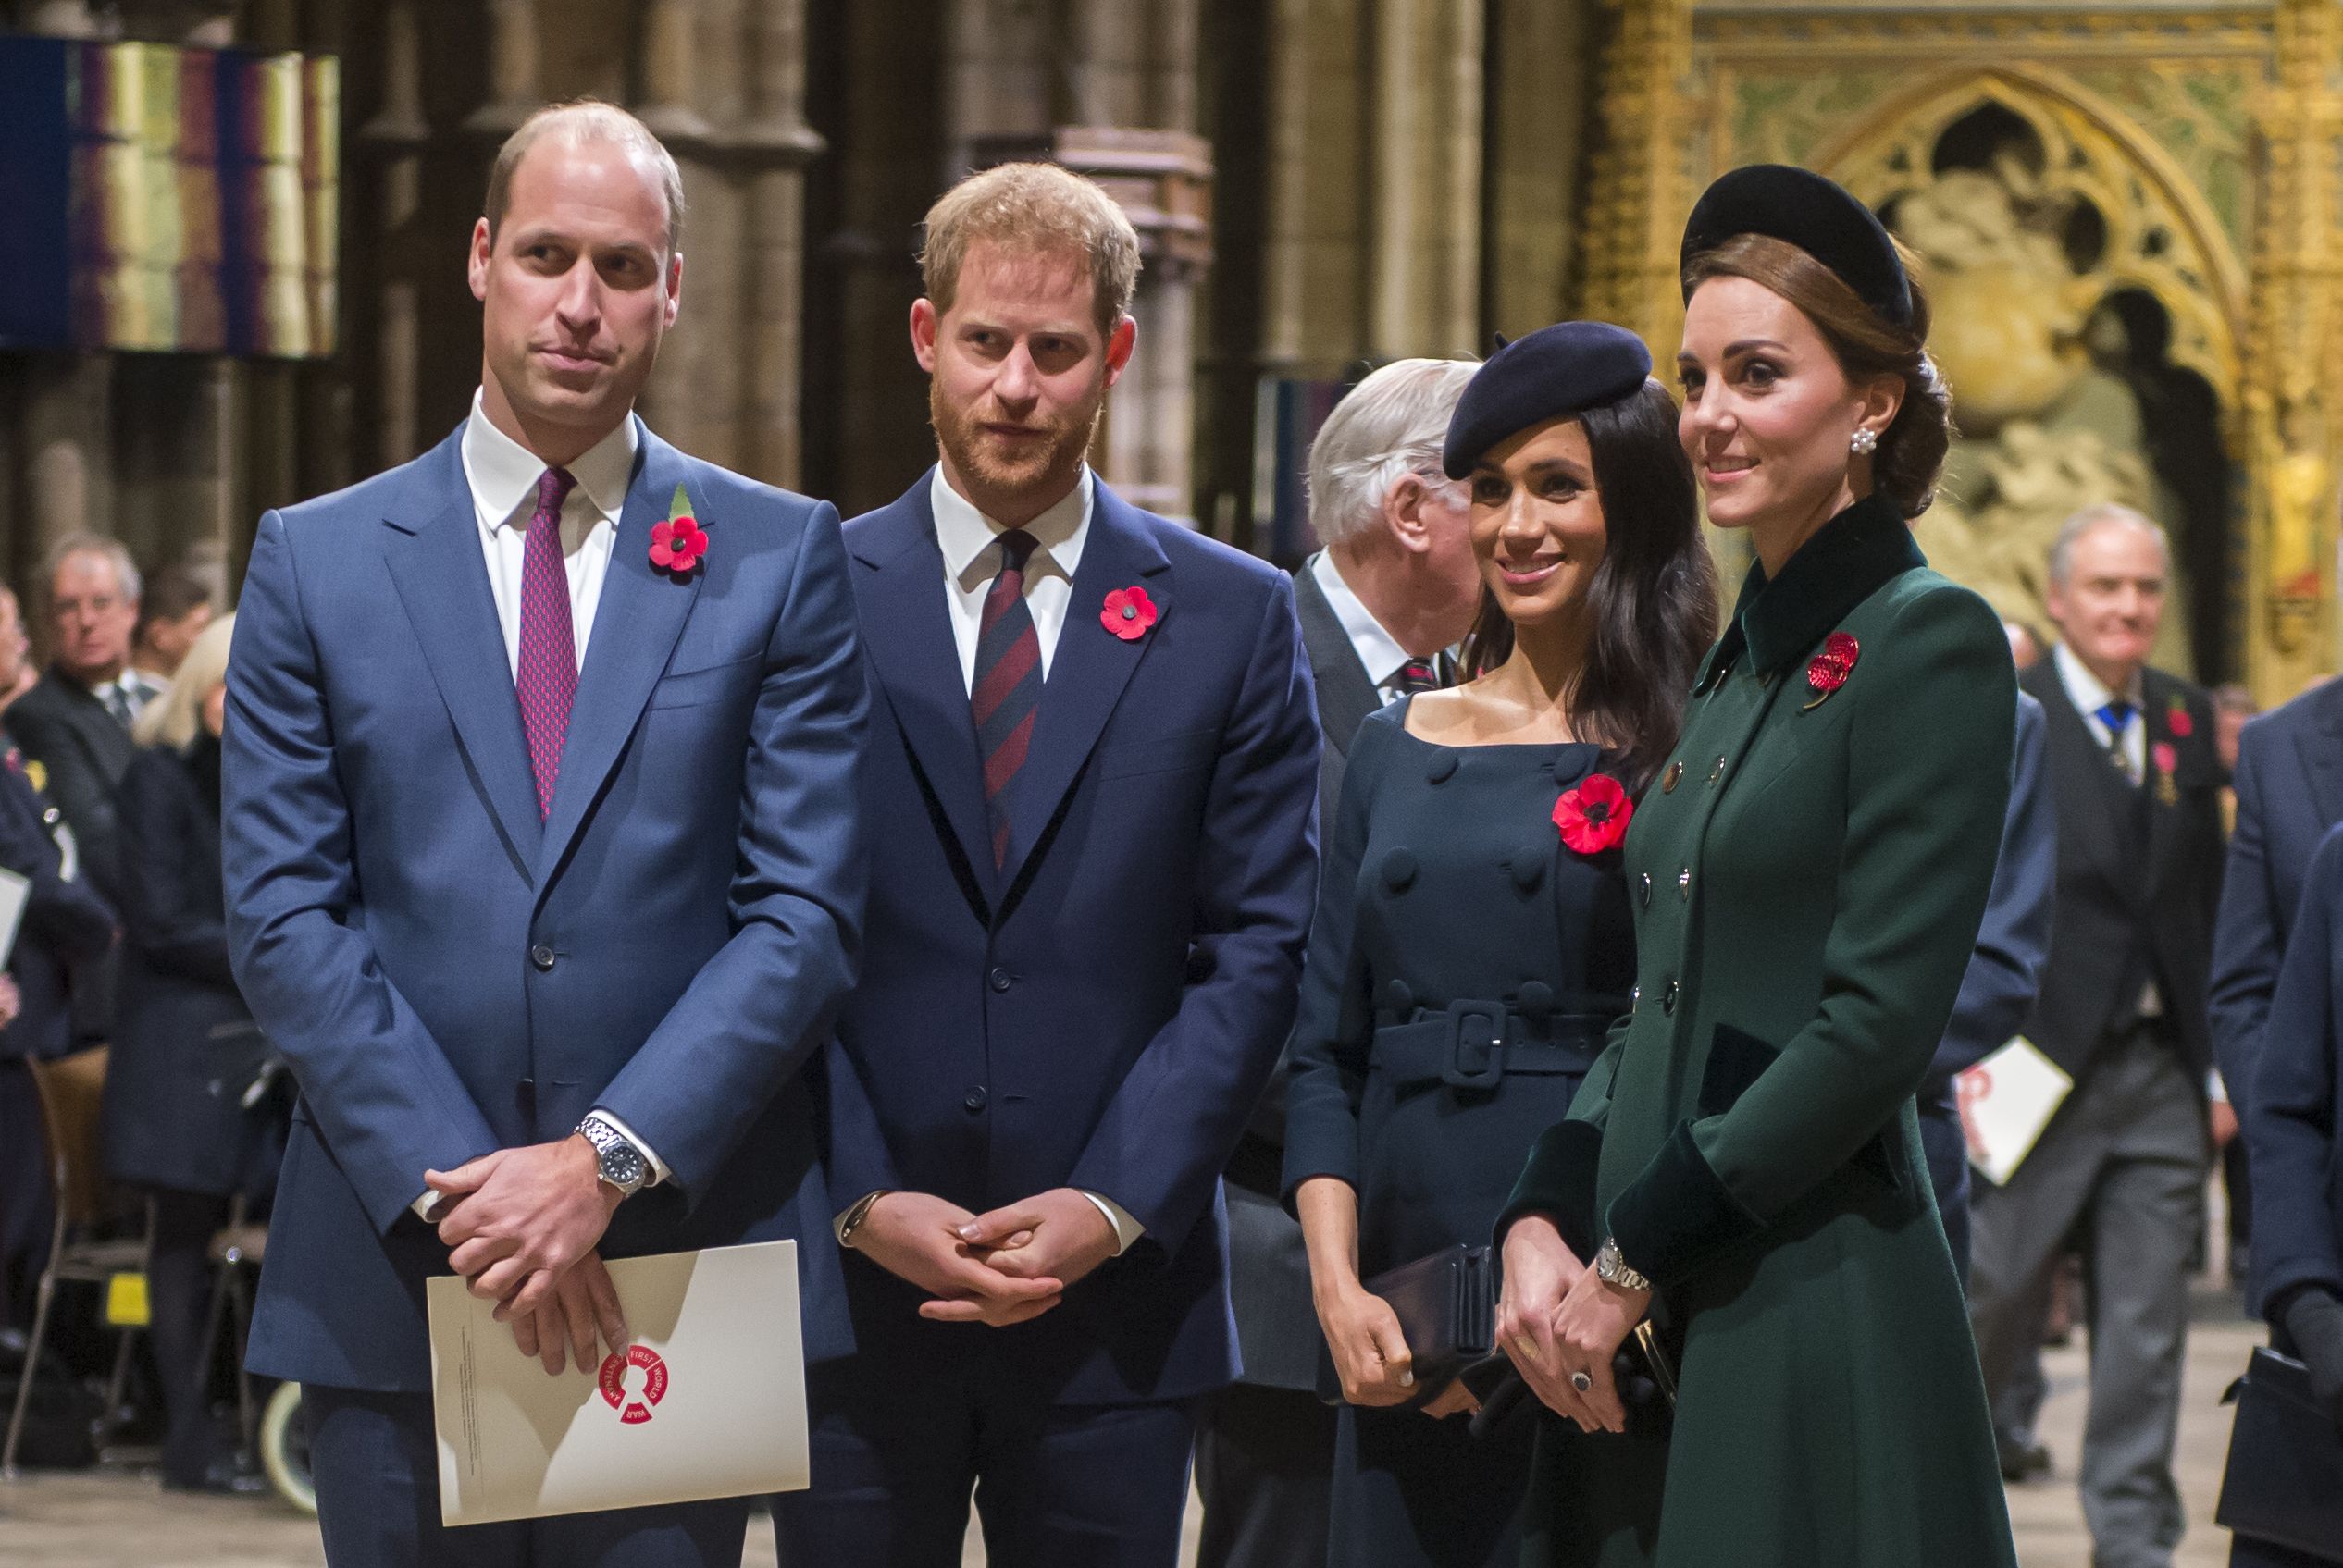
[853,1188,1118,1327]
[428,1134,626,1375]
[1495,1214,1650,1435]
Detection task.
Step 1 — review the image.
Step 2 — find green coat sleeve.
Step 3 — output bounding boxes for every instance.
[1608,583,2016,1287]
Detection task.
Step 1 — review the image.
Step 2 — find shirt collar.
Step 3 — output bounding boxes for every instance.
[2052,641,2143,716]
[1700,493,1925,688]
[460,388,639,531]
[1309,551,1412,686]
[930,464,1093,587]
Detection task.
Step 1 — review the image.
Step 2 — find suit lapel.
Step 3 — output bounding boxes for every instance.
[2299,681,2343,827]
[998,484,1171,889]
[849,478,996,899]
[1293,559,1380,756]
[2025,659,2144,907]
[536,422,703,889]
[382,430,544,870]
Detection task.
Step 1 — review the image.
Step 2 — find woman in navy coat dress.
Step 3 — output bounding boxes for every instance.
[1282,323,1718,1568]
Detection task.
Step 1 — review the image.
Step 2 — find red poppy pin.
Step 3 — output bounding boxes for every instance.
[1804,631,1859,710]
[650,484,706,576]
[2163,697,2194,738]
[1102,586,1158,641]
[1554,773,1633,856]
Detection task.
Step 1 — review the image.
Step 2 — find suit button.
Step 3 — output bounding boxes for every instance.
[964,1086,987,1113]
[1662,980,1679,1015]
[1678,868,1692,901]
[530,944,556,972]
[1708,756,1727,784]
[988,967,1013,994]
[1639,872,1653,907]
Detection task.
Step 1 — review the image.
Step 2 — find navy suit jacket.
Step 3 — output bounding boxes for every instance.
[824,471,1320,1406]
[2213,676,2343,1117]
[224,419,867,1392]
[1923,692,2055,1106]
[0,734,116,1064]
[2245,820,2343,1320]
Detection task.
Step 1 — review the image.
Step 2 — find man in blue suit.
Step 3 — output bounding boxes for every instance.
[772,163,1320,1568]
[223,103,865,1568]
[2213,676,2343,1139]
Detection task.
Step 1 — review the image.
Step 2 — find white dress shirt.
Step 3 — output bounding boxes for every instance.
[2052,642,2163,1021]
[410,396,663,1220]
[929,463,1093,693]
[834,466,1138,1257]
[1309,550,1428,704]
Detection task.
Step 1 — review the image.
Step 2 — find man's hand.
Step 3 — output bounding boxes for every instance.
[505,1251,630,1377]
[849,1191,1064,1327]
[958,1189,1118,1295]
[428,1135,620,1317]
[0,974,19,1031]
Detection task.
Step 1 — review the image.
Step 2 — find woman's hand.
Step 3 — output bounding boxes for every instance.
[1315,1281,1419,1406]
[1544,1259,1653,1435]
[1420,1380,1480,1419]
[1498,1213,1591,1421]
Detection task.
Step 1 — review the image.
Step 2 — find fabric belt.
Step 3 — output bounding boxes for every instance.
[1370,999,1610,1092]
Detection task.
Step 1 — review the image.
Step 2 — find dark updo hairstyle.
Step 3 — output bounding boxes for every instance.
[1682,232,1953,518]
[1457,378,1721,791]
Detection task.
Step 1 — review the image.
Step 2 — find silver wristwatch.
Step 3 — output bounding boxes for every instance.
[1593,1236,1653,1293]
[577,1114,650,1200]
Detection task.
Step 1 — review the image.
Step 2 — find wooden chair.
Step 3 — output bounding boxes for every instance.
[2,1047,154,1478]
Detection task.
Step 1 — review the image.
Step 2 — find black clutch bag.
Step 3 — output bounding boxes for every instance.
[2215,1348,2343,1562]
[1318,1243,1496,1408]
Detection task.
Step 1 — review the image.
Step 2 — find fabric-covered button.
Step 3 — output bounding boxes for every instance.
[1425,751,1459,784]
[1380,849,1419,892]
[1517,981,1555,1019]
[530,944,555,972]
[1380,978,1416,1015]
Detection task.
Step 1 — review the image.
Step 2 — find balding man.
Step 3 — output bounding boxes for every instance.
[1196,357,1481,1568]
[222,101,865,1566]
[1969,504,2225,1568]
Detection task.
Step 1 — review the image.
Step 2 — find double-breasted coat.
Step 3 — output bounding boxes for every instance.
[1500,497,2020,1567]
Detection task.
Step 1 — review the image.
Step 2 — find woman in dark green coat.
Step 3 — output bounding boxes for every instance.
[1492,165,2022,1567]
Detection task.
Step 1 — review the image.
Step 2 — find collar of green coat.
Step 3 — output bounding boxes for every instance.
[1698,493,1925,687]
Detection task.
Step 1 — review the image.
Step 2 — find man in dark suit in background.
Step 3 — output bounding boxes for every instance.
[1969,504,2226,1568]
[1195,356,1481,1568]
[781,162,1320,1568]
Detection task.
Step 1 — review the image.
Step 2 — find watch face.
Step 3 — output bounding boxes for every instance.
[601,1144,646,1188]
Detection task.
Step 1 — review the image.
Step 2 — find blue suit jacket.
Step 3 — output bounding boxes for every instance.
[1923,691,2055,1105]
[824,472,1320,1406]
[224,419,867,1392]
[2213,676,2343,1117]
[2245,819,2343,1320]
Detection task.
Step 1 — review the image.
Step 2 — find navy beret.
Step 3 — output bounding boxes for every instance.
[1679,164,1912,329]
[1440,321,1653,479]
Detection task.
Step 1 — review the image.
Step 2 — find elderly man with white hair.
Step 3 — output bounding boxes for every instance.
[1195,356,1481,1568]
[1970,502,2227,1568]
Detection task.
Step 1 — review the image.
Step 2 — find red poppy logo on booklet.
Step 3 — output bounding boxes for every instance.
[1554,774,1633,856]
[2163,698,2194,738]
[650,484,706,576]
[1101,586,1158,641]
[598,1344,670,1425]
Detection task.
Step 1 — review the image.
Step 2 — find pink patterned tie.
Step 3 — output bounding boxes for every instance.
[516,466,579,819]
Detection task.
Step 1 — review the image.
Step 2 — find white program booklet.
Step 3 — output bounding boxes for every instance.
[0,866,28,969]
[1956,1036,2075,1186]
[428,1240,809,1526]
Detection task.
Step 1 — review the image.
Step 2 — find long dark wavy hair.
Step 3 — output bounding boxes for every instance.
[1456,378,1719,791]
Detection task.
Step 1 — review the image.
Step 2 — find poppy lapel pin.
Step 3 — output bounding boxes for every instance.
[1802,631,1859,711]
[1554,773,1633,856]
[649,484,707,576]
[2163,696,2194,739]
[1102,586,1158,641]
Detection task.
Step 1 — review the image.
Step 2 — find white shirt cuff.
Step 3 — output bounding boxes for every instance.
[586,1108,671,1186]
[412,1190,437,1221]
[1081,1191,1144,1256]
[2208,1069,2228,1105]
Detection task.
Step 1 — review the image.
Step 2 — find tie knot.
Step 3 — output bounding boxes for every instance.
[535,465,577,521]
[2096,699,2136,735]
[995,528,1039,576]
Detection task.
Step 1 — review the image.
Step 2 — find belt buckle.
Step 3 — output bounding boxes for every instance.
[1443,1001,1507,1091]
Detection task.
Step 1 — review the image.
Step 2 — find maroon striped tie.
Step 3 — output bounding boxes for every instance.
[972,529,1043,868]
[515,466,578,819]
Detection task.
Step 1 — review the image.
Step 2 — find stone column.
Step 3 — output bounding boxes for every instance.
[357,0,430,470]
[1485,0,1592,336]
[1367,0,1481,359]
[1575,0,1698,352]
[465,0,541,139]
[734,0,824,487]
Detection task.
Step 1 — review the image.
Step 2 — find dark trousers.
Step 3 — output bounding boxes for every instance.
[148,1186,232,1485]
[1194,1381,1336,1568]
[1970,1031,2209,1568]
[303,1385,750,1568]
[771,1353,1196,1568]
[1916,1104,1972,1288]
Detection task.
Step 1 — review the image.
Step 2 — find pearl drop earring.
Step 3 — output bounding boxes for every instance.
[1850,428,1879,456]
